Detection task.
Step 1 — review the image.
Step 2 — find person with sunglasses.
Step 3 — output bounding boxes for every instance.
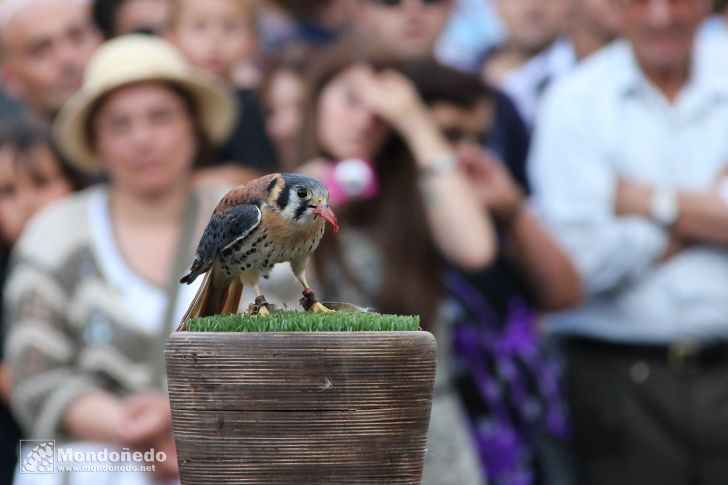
[355,0,454,61]
[409,59,582,485]
[354,0,533,215]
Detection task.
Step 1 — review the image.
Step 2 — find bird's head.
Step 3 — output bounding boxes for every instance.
[272,173,339,232]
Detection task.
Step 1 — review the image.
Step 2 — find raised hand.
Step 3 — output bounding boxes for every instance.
[350,66,430,134]
[457,144,524,224]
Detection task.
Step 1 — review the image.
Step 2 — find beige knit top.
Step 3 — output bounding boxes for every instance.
[3,185,225,440]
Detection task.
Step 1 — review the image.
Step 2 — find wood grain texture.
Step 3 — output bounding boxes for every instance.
[165,331,437,484]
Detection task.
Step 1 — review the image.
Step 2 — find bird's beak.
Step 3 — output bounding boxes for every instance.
[312,205,339,232]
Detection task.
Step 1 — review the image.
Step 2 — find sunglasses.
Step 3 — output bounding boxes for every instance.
[441,127,490,145]
[368,0,449,7]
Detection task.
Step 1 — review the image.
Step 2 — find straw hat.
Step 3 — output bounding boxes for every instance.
[54,34,237,172]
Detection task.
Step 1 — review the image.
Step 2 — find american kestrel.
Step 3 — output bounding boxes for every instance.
[177,173,339,330]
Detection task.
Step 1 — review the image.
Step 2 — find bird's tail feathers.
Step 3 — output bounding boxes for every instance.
[177,269,244,331]
[179,260,203,284]
[220,280,243,314]
[179,272,194,285]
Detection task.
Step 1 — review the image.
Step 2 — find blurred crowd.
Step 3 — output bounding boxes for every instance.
[0,0,728,484]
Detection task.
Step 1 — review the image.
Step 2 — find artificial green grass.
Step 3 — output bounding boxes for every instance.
[185,310,420,332]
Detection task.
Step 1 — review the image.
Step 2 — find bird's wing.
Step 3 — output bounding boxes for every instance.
[180,203,262,284]
[212,173,280,216]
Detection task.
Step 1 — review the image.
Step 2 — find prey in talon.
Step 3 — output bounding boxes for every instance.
[177,173,339,330]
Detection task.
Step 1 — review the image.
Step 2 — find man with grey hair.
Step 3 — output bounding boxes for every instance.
[0,0,101,120]
[530,0,728,483]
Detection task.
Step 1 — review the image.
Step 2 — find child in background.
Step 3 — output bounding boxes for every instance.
[260,43,312,171]
[169,0,260,87]
[0,117,78,485]
[0,122,77,247]
[168,0,278,177]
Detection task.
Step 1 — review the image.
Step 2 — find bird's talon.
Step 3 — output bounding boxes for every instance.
[310,301,335,313]
[310,302,336,313]
[247,295,275,316]
[247,303,274,316]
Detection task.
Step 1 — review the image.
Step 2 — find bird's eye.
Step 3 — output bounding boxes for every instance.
[297,188,312,200]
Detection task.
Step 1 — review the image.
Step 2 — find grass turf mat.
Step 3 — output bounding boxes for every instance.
[184,311,420,332]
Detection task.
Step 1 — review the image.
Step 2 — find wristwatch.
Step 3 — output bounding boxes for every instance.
[719,177,728,207]
[649,186,679,227]
[420,153,459,178]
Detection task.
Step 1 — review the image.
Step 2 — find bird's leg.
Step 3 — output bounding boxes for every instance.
[295,273,334,313]
[247,284,273,316]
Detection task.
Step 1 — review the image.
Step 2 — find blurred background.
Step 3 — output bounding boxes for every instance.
[1,1,728,484]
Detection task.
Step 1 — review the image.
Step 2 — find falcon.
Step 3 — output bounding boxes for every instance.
[177,173,339,330]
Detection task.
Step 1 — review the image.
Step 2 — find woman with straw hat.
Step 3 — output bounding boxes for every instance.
[5,34,237,485]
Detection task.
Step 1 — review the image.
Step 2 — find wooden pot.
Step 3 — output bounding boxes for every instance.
[165,331,437,484]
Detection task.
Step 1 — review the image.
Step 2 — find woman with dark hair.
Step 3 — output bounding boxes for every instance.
[5,35,236,485]
[296,43,495,484]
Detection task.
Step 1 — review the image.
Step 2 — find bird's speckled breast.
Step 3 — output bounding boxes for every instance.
[217,206,326,279]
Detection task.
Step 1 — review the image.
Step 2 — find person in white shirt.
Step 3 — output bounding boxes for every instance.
[483,0,624,128]
[699,0,728,41]
[529,0,728,484]
[482,0,570,87]
[491,37,575,128]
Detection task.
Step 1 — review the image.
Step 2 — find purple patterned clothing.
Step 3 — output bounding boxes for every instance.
[446,264,571,485]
